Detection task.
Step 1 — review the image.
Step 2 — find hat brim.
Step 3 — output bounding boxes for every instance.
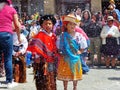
[107,19,114,21]
[62,15,80,25]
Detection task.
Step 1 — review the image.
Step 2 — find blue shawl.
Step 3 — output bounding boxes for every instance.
[59,32,81,74]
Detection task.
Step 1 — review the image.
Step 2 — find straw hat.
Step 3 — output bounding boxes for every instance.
[62,14,80,25]
[109,0,115,4]
[107,16,114,21]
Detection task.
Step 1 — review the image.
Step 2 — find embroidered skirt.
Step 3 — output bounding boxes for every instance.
[57,56,82,81]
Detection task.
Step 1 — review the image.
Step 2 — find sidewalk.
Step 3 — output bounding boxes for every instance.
[1,66,120,90]
[0,68,36,90]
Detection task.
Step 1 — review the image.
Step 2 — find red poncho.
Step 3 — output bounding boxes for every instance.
[27,31,58,62]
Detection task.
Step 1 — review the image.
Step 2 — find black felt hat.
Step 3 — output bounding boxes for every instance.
[0,0,12,5]
[39,15,56,26]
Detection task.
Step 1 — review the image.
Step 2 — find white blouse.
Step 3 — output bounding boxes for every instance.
[73,32,87,49]
[100,25,120,45]
[56,32,87,50]
[13,32,28,55]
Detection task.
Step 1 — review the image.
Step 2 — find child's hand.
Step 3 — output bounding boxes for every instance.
[15,51,21,56]
[77,50,81,54]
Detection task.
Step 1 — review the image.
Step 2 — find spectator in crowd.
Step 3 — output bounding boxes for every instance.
[96,11,105,26]
[100,16,120,69]
[12,30,28,83]
[26,14,34,25]
[74,26,90,73]
[19,18,29,38]
[53,14,62,36]
[111,10,120,30]
[80,10,92,64]
[108,0,120,22]
[27,15,58,90]
[75,8,82,21]
[36,15,41,31]
[25,15,35,34]
[0,0,21,88]
[21,12,27,24]
[88,13,102,67]
[34,12,39,21]
[103,9,109,23]
[80,9,91,35]
[29,20,39,40]
[57,14,83,90]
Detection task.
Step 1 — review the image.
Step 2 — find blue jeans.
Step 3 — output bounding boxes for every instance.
[0,32,13,83]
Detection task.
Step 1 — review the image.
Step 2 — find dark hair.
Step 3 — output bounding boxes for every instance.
[39,15,56,26]
[0,0,10,5]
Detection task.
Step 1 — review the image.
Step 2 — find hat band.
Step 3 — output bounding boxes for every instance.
[63,17,79,24]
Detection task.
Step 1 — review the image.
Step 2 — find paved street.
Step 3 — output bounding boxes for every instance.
[1,66,120,90]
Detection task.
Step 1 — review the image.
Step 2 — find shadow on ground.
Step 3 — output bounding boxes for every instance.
[108,77,120,81]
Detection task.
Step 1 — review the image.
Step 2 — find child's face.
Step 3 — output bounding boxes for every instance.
[66,22,76,33]
[42,20,53,33]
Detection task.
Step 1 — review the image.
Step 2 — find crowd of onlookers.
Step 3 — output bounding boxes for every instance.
[17,3,120,68]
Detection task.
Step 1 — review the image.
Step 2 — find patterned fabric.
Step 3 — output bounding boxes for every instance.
[33,58,57,90]
[75,26,90,47]
[27,31,58,62]
[13,55,26,83]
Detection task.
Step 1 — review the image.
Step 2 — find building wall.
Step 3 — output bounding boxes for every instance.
[12,0,102,15]
[12,0,44,16]
[91,0,102,13]
[12,0,21,14]
[55,0,91,15]
[44,0,55,15]
[29,0,44,15]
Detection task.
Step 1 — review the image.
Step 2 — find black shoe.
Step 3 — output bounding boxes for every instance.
[111,66,116,69]
[106,66,110,69]
[83,71,87,74]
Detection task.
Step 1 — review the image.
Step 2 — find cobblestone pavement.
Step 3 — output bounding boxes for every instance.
[1,66,120,90]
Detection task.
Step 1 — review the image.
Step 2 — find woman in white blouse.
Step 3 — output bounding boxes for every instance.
[100,16,120,69]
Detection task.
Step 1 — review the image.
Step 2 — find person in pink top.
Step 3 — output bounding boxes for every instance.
[0,0,21,88]
[75,26,90,47]
[75,26,89,39]
[75,26,90,74]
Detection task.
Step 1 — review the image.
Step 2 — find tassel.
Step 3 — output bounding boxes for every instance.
[44,62,47,75]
